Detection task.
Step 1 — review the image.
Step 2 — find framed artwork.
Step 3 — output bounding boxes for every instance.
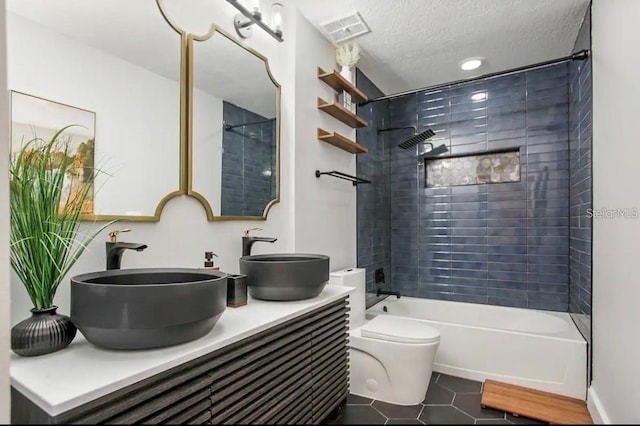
[10,91,96,215]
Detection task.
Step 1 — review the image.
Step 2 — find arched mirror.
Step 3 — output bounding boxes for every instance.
[188,26,280,221]
[6,0,185,221]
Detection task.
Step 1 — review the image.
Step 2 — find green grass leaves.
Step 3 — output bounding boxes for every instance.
[10,126,112,310]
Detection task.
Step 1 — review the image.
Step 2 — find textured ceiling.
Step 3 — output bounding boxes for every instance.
[295,0,591,95]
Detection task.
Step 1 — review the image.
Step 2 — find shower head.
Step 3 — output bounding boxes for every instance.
[419,144,449,158]
[398,128,436,149]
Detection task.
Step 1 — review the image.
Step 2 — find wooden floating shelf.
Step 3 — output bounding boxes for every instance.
[317,67,368,104]
[317,128,368,154]
[317,98,368,128]
[481,380,593,425]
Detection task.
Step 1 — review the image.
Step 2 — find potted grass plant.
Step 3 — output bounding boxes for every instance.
[10,126,112,356]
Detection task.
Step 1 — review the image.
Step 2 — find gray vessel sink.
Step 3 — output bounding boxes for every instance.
[239,253,329,301]
[70,268,227,350]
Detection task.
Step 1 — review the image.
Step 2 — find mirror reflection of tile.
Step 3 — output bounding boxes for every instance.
[426,150,520,188]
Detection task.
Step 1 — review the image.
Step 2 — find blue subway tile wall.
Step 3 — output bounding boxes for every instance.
[568,8,592,342]
[221,101,276,216]
[356,69,392,306]
[358,63,573,312]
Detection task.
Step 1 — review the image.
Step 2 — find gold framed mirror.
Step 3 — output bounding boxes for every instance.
[187,26,281,221]
[6,0,187,222]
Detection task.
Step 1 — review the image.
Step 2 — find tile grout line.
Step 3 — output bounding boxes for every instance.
[417,403,426,423]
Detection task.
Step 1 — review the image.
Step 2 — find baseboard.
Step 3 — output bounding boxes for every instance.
[587,387,611,424]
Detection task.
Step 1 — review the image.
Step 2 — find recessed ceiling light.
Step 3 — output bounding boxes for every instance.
[460,57,483,71]
[471,92,487,101]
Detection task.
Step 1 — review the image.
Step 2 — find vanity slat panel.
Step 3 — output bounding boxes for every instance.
[207,325,313,394]
[291,412,314,425]
[209,349,312,422]
[314,374,349,420]
[313,352,349,387]
[139,388,211,425]
[314,381,349,423]
[246,371,313,424]
[272,393,313,424]
[185,409,213,425]
[314,333,349,362]
[163,398,211,424]
[310,299,350,424]
[13,296,350,425]
[105,375,212,424]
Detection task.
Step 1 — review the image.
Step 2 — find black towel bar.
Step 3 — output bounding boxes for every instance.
[315,170,371,186]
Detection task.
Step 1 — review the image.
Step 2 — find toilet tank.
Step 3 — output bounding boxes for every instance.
[329,268,366,329]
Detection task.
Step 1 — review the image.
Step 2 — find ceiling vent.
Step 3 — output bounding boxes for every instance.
[319,12,370,44]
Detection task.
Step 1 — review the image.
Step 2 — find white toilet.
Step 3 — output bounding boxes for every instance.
[329,268,440,406]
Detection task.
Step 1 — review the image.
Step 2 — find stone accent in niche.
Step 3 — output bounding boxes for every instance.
[426,150,520,188]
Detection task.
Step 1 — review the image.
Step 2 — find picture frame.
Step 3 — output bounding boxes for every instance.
[10,91,97,215]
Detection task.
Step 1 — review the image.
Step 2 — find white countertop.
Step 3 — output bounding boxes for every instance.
[10,285,354,417]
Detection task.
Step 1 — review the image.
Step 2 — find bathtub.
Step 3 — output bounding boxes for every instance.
[366,296,587,399]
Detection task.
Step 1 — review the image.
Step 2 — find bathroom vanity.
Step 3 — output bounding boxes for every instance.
[10,286,353,424]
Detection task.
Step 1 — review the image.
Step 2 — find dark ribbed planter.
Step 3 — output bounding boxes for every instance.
[11,306,77,357]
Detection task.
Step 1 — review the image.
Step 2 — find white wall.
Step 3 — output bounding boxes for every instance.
[0,1,10,421]
[191,85,223,212]
[7,12,181,217]
[590,0,640,423]
[293,11,357,272]
[9,1,356,325]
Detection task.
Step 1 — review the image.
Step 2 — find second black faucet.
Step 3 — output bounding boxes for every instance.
[241,228,276,257]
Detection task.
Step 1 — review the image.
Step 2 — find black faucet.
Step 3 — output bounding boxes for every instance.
[376,288,401,299]
[105,229,148,270]
[242,228,277,257]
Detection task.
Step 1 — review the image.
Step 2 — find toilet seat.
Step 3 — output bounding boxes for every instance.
[361,315,440,344]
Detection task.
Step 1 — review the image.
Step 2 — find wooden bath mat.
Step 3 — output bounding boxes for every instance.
[481,379,592,424]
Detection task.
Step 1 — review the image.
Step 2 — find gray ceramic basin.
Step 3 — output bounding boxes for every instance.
[70,268,227,350]
[239,253,329,301]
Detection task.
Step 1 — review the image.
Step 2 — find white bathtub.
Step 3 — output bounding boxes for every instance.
[367,296,587,399]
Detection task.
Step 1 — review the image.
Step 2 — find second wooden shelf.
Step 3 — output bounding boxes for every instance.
[317,128,368,154]
[317,98,368,128]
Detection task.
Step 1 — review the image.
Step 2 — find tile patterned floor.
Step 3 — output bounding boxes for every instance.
[337,373,547,425]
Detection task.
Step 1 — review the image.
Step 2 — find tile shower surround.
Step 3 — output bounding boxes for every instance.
[357,64,574,311]
[221,101,276,217]
[356,69,392,302]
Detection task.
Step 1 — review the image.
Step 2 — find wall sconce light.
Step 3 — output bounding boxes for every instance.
[272,3,283,38]
[226,0,284,42]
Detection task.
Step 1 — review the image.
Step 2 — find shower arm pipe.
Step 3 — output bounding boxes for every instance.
[224,118,275,131]
[362,49,590,105]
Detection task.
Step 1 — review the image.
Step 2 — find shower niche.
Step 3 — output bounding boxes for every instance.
[425,149,521,188]
[316,67,369,154]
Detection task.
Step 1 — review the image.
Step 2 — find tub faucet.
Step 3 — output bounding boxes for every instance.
[242,228,277,257]
[376,288,401,299]
[106,229,148,270]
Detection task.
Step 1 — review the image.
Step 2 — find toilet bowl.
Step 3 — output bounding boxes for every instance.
[329,268,440,406]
